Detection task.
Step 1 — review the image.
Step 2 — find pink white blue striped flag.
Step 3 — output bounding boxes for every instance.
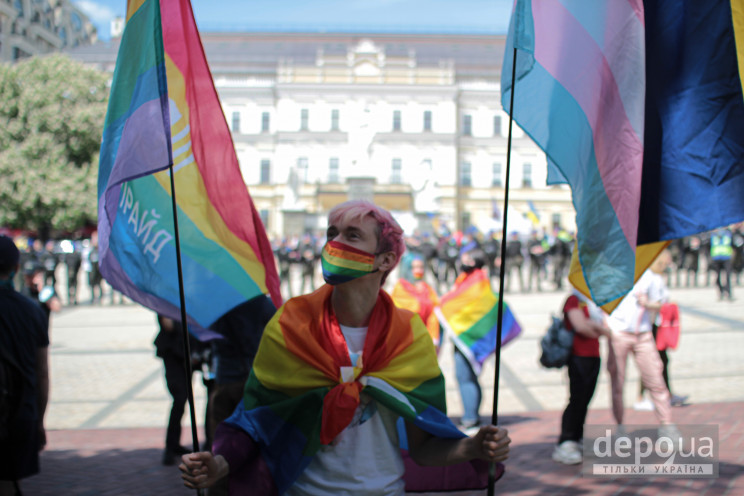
[502,0,646,306]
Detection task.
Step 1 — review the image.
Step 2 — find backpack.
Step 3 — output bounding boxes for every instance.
[539,316,574,368]
[0,346,23,440]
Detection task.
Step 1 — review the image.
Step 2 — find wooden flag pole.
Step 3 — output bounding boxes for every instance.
[167,164,204,495]
[488,46,518,496]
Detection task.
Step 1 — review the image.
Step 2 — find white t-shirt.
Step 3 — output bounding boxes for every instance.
[286,325,405,496]
[608,270,668,333]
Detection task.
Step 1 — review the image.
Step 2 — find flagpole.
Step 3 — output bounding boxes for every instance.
[488,46,518,496]
[167,164,203,486]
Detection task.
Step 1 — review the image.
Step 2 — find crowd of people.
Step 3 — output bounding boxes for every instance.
[271,224,578,299]
[4,214,742,494]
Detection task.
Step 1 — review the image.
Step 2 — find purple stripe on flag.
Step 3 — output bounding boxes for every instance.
[106,99,171,190]
[533,1,643,249]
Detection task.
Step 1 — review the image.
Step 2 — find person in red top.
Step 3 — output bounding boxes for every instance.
[552,290,611,465]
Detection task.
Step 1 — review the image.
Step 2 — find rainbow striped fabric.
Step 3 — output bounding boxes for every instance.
[97,0,281,338]
[223,284,466,494]
[437,269,521,374]
[502,0,645,307]
[391,278,441,348]
[320,241,375,284]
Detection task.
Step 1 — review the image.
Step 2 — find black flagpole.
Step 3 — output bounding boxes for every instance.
[488,46,518,496]
[167,164,203,495]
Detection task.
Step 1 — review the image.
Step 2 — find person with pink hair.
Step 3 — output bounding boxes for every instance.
[180,200,510,495]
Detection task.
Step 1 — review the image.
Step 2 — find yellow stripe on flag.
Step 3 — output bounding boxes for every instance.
[731,0,744,98]
[569,240,670,313]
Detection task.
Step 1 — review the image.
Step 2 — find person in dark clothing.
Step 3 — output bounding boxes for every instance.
[552,291,610,465]
[0,236,50,495]
[274,239,294,299]
[38,241,59,291]
[298,235,319,295]
[64,245,82,306]
[155,314,197,466]
[204,295,276,496]
[21,261,62,325]
[504,232,524,292]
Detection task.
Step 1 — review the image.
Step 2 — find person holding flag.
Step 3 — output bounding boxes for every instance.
[391,255,441,351]
[552,290,611,465]
[180,200,510,495]
[436,248,522,433]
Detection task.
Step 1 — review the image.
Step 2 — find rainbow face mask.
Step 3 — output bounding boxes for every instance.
[321,240,378,285]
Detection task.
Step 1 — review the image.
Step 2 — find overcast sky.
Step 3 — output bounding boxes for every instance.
[74,0,513,41]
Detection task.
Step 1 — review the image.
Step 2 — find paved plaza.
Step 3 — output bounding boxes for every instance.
[17,276,744,494]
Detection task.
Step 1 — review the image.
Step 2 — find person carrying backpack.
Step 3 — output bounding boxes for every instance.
[0,235,50,495]
[552,290,610,465]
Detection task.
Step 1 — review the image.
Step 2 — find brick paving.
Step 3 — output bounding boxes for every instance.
[15,276,744,495]
[21,400,744,495]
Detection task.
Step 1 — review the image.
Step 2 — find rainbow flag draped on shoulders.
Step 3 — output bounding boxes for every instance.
[223,284,489,494]
[436,269,521,375]
[97,0,281,338]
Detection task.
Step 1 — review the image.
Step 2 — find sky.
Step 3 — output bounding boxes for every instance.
[74,0,513,41]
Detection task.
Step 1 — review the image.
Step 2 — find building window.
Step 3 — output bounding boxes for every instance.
[552,213,562,229]
[462,115,472,136]
[523,162,533,188]
[261,112,270,132]
[14,0,23,16]
[393,110,402,132]
[329,157,339,183]
[260,159,271,184]
[300,109,309,131]
[460,162,472,187]
[231,111,240,133]
[494,115,502,136]
[331,109,340,131]
[391,158,402,184]
[297,157,309,183]
[492,163,502,187]
[423,110,432,132]
[259,209,270,230]
[460,212,472,232]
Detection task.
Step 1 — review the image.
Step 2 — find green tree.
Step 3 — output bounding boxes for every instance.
[0,54,109,235]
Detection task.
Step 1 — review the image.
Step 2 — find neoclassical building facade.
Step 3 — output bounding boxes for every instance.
[69,31,575,237]
[0,0,96,62]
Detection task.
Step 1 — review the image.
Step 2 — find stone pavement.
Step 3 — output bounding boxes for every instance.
[17,277,744,494]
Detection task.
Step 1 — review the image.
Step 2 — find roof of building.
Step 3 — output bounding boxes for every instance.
[66,31,507,81]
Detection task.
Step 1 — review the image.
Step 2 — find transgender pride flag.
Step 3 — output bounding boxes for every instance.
[502,0,646,306]
[98,0,281,338]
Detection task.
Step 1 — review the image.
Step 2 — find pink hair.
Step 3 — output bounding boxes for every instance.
[328,200,405,281]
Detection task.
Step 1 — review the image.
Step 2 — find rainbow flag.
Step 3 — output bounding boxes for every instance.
[223,285,472,493]
[502,0,646,307]
[436,270,521,374]
[97,0,281,339]
[391,279,441,348]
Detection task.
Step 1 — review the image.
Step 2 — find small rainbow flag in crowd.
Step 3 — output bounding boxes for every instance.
[391,278,441,348]
[436,270,521,374]
[97,0,281,338]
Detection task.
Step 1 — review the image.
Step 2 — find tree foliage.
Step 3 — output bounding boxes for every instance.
[0,54,109,234]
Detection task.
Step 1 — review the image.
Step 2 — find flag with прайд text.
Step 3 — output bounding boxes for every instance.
[97,0,281,339]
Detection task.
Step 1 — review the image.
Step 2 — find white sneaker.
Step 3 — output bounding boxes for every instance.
[633,398,655,411]
[552,440,583,465]
[658,424,683,447]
